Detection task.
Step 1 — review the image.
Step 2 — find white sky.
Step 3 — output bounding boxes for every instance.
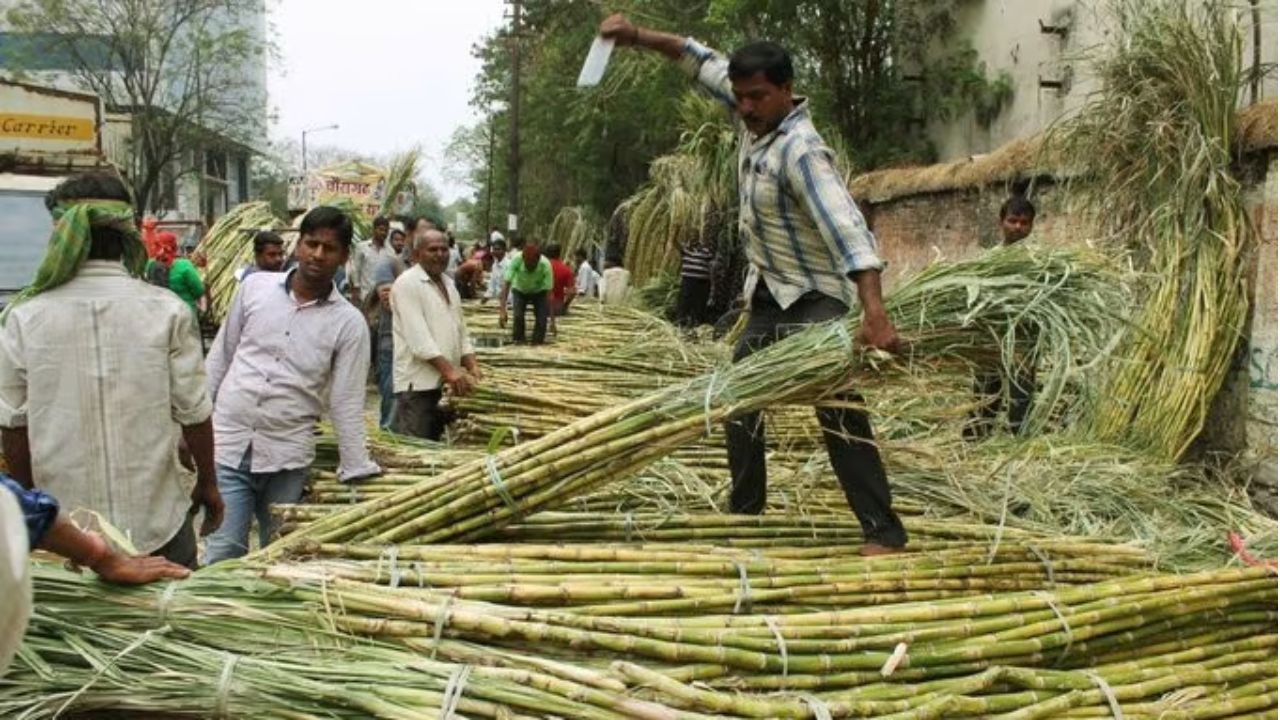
[266,0,507,202]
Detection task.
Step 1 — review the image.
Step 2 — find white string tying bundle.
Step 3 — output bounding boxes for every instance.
[385,546,401,589]
[485,455,518,509]
[732,561,753,615]
[156,581,180,626]
[1028,544,1057,587]
[800,693,834,720]
[430,595,456,659]
[214,651,240,718]
[703,369,723,437]
[1033,591,1075,666]
[1087,672,1125,719]
[763,615,789,679]
[440,664,472,719]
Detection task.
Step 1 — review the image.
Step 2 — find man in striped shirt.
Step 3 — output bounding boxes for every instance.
[601,14,907,554]
[677,240,715,328]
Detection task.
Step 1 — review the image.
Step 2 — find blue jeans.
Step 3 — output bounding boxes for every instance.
[377,340,396,430]
[203,450,310,564]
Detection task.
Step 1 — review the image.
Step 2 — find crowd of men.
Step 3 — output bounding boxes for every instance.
[0,22,1045,657]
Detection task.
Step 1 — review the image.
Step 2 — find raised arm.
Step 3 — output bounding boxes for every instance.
[600,14,736,112]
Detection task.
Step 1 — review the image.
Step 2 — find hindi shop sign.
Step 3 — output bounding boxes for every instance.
[287,161,415,217]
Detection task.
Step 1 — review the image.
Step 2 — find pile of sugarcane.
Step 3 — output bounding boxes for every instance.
[265,245,1124,552]
[6,556,1275,718]
[545,205,605,260]
[194,201,282,324]
[1057,0,1258,460]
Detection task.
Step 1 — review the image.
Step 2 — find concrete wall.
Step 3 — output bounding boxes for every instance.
[931,0,1277,161]
[862,153,1279,495]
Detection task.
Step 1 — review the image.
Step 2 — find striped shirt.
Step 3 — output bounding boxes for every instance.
[680,38,883,309]
[680,245,714,280]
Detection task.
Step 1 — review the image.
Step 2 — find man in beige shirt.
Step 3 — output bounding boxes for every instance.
[0,172,222,568]
[391,229,480,440]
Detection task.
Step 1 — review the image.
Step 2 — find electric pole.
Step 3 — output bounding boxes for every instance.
[506,0,522,242]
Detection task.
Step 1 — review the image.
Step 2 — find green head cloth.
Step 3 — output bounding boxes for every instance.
[1,199,146,323]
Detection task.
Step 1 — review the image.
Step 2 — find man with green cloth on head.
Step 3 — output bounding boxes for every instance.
[0,172,223,569]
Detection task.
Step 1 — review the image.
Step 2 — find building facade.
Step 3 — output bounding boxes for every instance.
[928,0,1277,161]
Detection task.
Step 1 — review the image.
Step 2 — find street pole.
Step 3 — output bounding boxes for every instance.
[485,113,495,231]
[506,0,521,242]
[301,123,339,177]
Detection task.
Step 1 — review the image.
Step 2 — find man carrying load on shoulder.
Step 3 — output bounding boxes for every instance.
[600,14,908,555]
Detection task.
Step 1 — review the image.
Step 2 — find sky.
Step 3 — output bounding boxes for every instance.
[266,0,507,203]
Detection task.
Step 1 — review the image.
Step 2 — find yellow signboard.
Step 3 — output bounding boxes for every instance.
[0,113,96,142]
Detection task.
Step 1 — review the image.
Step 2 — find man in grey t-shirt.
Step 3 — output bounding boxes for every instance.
[372,229,407,429]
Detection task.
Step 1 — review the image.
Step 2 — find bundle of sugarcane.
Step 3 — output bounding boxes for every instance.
[263,246,1125,552]
[877,435,1279,571]
[1056,0,1258,459]
[616,94,740,287]
[313,195,373,240]
[297,538,1146,613]
[246,563,1276,711]
[378,147,421,217]
[7,566,706,720]
[545,205,605,260]
[194,201,282,324]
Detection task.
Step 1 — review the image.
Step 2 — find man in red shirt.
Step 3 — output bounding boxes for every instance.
[546,244,577,324]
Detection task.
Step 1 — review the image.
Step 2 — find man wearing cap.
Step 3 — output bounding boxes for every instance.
[498,243,553,345]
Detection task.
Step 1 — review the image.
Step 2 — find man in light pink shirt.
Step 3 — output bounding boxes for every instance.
[203,206,381,564]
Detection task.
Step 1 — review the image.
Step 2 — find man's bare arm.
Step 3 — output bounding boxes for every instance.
[600,13,684,60]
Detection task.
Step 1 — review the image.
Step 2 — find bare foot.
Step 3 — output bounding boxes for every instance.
[860,543,906,557]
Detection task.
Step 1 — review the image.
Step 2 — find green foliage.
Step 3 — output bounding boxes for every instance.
[6,0,271,216]
[455,0,1015,236]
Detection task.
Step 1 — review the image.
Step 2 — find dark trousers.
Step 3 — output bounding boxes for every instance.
[677,275,712,328]
[966,366,1036,440]
[153,512,198,569]
[394,388,446,440]
[724,287,908,547]
[512,289,549,345]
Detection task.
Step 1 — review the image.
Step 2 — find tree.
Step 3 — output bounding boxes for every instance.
[5,0,270,215]
[452,0,1012,234]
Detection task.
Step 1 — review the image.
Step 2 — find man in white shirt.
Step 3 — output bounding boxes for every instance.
[391,230,481,440]
[485,240,511,301]
[349,215,396,307]
[204,206,382,564]
[0,172,222,568]
[599,253,632,305]
[574,248,600,299]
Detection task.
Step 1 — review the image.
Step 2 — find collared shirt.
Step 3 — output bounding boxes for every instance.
[351,240,398,296]
[681,38,883,310]
[600,267,632,305]
[505,256,553,295]
[576,260,600,297]
[391,264,475,393]
[0,261,211,553]
[486,256,511,299]
[206,270,379,481]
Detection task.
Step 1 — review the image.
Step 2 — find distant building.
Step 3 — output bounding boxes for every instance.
[927,0,1277,161]
[0,0,269,228]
